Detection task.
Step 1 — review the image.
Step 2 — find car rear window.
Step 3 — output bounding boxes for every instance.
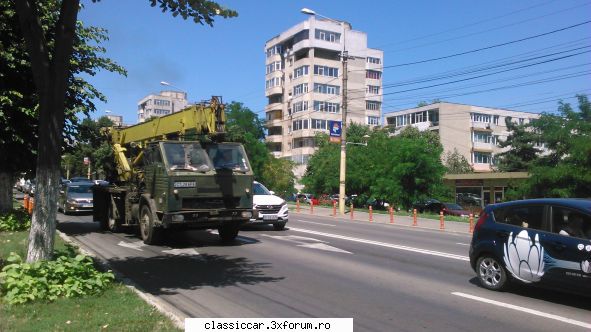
[492,205,544,230]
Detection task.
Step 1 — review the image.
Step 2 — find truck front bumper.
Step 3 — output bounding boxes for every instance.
[158,209,255,229]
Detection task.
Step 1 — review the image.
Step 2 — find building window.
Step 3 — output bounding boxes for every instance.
[473,152,493,164]
[395,114,411,127]
[154,109,170,115]
[314,65,339,77]
[265,77,281,89]
[154,99,171,106]
[367,57,381,64]
[293,83,308,96]
[368,116,380,125]
[293,65,309,78]
[473,131,492,143]
[311,119,327,129]
[314,83,340,95]
[519,118,525,125]
[266,61,283,74]
[493,115,499,125]
[313,100,340,113]
[411,111,427,123]
[292,101,308,113]
[315,29,341,43]
[366,70,382,79]
[266,44,283,58]
[366,85,380,94]
[428,109,439,125]
[366,101,381,111]
[471,113,492,123]
[292,119,309,131]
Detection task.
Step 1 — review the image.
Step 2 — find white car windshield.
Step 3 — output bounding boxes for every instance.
[253,182,271,195]
[163,142,213,172]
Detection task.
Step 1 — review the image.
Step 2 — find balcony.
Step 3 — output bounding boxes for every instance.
[471,122,494,131]
[266,135,283,143]
[472,141,494,152]
[265,86,283,97]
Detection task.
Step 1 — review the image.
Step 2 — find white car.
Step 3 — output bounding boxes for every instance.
[250,181,288,230]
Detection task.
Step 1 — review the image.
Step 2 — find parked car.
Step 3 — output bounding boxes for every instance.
[417,201,471,217]
[94,179,109,186]
[296,193,318,205]
[69,177,93,183]
[456,193,482,206]
[365,197,390,210]
[249,181,288,230]
[412,198,440,213]
[469,198,591,294]
[58,182,94,214]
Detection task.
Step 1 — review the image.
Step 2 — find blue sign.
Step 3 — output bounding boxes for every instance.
[328,120,342,137]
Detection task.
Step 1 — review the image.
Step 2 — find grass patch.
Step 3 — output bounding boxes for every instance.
[0,230,181,331]
[0,283,180,332]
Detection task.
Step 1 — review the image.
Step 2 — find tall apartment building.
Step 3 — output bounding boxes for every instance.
[137,90,188,123]
[105,114,123,127]
[385,102,541,172]
[264,16,383,177]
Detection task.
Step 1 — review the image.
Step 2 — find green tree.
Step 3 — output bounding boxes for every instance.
[512,95,591,198]
[261,157,295,198]
[444,148,473,174]
[12,0,237,262]
[496,117,541,172]
[225,101,265,140]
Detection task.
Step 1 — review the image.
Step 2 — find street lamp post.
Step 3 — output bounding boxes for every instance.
[301,8,349,215]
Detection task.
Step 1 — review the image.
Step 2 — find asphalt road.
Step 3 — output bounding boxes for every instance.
[56,210,591,332]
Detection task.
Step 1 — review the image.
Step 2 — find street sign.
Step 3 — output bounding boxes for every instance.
[83,157,89,165]
[328,120,342,143]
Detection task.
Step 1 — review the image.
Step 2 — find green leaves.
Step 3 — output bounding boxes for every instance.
[0,248,114,305]
[0,209,31,232]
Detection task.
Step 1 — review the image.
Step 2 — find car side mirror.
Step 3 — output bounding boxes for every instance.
[269,191,275,195]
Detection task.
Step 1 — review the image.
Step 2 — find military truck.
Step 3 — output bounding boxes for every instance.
[93,97,254,244]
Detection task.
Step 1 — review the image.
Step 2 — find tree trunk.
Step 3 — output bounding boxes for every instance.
[0,172,13,213]
[14,0,80,262]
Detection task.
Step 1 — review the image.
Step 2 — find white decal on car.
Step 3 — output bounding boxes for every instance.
[503,230,545,283]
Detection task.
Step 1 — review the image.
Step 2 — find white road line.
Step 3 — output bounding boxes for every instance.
[289,227,469,261]
[295,220,336,227]
[452,292,591,329]
[456,243,470,246]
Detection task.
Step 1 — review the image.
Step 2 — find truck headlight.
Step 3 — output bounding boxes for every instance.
[241,211,253,218]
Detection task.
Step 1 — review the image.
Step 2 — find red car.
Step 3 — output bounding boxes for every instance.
[296,193,319,205]
[422,202,471,217]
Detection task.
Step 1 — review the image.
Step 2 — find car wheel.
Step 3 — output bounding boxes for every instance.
[477,255,508,291]
[273,222,286,231]
[218,224,239,243]
[139,205,162,245]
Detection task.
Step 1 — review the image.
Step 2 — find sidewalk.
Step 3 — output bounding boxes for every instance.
[288,203,474,234]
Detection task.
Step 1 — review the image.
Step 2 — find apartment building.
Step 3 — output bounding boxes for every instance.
[137,90,188,123]
[264,16,383,177]
[105,114,123,127]
[385,102,541,172]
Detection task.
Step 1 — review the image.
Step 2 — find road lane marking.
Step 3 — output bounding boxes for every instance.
[452,292,591,329]
[295,220,336,227]
[289,227,469,261]
[289,227,468,261]
[456,243,470,246]
[117,240,146,251]
[162,248,204,261]
[261,234,352,254]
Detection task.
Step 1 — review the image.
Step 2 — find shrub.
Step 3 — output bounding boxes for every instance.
[0,246,114,304]
[0,209,31,232]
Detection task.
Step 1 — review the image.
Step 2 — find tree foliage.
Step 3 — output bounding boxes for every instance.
[302,124,448,208]
[444,148,473,174]
[509,95,591,199]
[496,117,541,172]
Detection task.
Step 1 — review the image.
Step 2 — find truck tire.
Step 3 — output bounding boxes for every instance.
[218,224,239,243]
[107,200,122,233]
[140,205,162,245]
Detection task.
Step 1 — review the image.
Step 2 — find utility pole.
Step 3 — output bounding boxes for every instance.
[338,49,348,215]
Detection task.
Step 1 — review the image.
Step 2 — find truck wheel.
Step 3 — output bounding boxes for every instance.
[140,205,162,245]
[107,201,122,233]
[218,225,239,243]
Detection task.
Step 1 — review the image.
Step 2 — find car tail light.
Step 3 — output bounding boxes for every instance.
[474,211,488,233]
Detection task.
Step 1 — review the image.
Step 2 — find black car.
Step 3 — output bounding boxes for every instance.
[412,198,440,213]
[469,198,591,294]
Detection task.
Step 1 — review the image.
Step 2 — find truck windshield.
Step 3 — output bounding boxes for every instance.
[206,144,250,172]
[163,142,212,172]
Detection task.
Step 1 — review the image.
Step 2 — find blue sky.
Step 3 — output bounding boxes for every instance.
[79,0,591,124]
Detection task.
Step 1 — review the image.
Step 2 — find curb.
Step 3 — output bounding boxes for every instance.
[56,230,185,330]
